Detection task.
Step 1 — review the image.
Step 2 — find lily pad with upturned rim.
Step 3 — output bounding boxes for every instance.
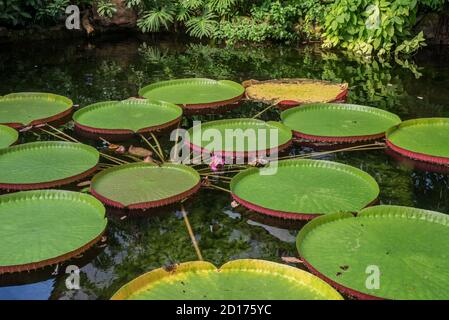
[386,118,449,165]
[73,99,183,139]
[296,205,449,300]
[0,141,99,190]
[111,259,343,300]
[138,78,245,113]
[0,190,107,274]
[0,125,18,148]
[281,103,401,143]
[186,118,293,158]
[0,92,73,128]
[243,79,348,109]
[230,159,379,220]
[90,162,201,210]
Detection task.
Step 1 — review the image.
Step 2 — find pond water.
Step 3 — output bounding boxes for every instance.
[1,35,449,300]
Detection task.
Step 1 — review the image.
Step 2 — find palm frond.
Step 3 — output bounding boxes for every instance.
[137,5,175,32]
[185,11,217,38]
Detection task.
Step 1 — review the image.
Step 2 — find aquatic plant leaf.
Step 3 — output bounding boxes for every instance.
[297,205,449,300]
[0,92,72,127]
[231,159,379,219]
[90,162,201,209]
[128,145,153,158]
[73,99,182,133]
[386,118,449,163]
[281,103,401,142]
[244,79,348,105]
[0,125,18,148]
[0,141,99,189]
[0,190,106,273]
[111,259,343,300]
[186,118,292,155]
[139,78,244,106]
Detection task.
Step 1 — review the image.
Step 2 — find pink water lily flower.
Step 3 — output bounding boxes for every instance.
[209,155,224,172]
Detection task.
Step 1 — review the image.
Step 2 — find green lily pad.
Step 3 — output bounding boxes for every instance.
[73,99,182,133]
[0,141,99,189]
[111,259,343,300]
[139,78,244,106]
[297,205,449,300]
[186,118,292,155]
[90,162,201,209]
[281,103,401,142]
[0,125,18,148]
[0,92,73,127]
[386,118,449,162]
[231,159,379,219]
[0,190,106,273]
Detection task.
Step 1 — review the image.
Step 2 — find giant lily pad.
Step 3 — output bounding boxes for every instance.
[73,99,182,139]
[0,190,106,273]
[0,141,99,190]
[0,125,18,148]
[139,78,244,113]
[297,205,449,300]
[386,118,449,165]
[281,103,401,143]
[90,162,201,209]
[231,159,379,220]
[186,118,292,157]
[0,92,73,128]
[111,259,343,300]
[244,79,348,109]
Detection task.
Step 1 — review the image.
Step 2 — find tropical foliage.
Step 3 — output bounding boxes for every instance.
[1,0,448,56]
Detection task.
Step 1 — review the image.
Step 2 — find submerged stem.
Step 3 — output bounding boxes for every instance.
[252,102,278,119]
[139,134,164,163]
[206,184,231,193]
[150,132,165,162]
[45,124,79,143]
[277,143,385,161]
[38,128,71,142]
[180,205,204,261]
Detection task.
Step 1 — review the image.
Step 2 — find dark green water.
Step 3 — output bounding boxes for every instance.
[0,35,448,299]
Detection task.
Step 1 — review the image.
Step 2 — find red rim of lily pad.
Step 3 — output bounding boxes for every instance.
[74,117,181,140]
[386,140,449,166]
[187,139,292,159]
[90,163,202,210]
[385,119,449,165]
[0,142,100,191]
[230,160,380,221]
[90,183,201,210]
[179,95,244,114]
[136,96,243,115]
[242,79,349,110]
[0,190,107,274]
[138,79,245,114]
[299,256,383,300]
[5,108,73,129]
[385,148,449,174]
[293,131,386,143]
[281,104,401,144]
[1,230,104,274]
[72,99,183,140]
[0,166,98,191]
[231,193,379,221]
[0,92,73,129]
[185,119,293,159]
